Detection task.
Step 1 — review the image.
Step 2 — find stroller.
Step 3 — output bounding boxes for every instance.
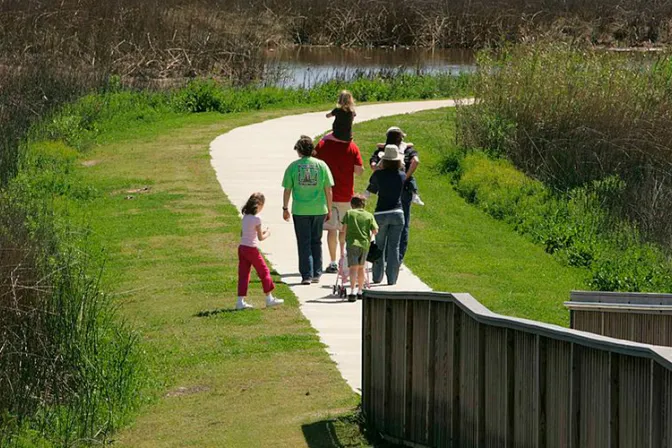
[333,242,382,299]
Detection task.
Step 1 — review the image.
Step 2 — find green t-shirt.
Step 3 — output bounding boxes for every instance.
[342,208,378,249]
[282,157,334,216]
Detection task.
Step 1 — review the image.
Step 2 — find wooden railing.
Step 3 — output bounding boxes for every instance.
[566,290,672,347]
[362,290,672,448]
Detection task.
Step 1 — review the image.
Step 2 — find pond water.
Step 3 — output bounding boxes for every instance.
[264,46,476,88]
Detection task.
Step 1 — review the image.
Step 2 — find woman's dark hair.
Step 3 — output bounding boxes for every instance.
[385,130,403,146]
[351,195,366,209]
[382,159,402,171]
[242,192,265,215]
[294,135,314,157]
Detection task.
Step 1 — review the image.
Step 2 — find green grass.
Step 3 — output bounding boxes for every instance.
[66,106,390,447]
[352,108,587,326]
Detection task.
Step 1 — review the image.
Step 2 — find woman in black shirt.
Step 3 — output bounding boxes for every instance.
[367,145,406,285]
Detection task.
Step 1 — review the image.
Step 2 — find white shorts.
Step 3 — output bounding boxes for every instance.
[324,202,350,231]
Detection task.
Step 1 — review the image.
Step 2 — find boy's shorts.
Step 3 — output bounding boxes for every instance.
[347,246,369,266]
[324,202,350,231]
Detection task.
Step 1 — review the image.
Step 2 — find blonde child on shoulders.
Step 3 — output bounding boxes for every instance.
[323,90,357,143]
[236,192,283,310]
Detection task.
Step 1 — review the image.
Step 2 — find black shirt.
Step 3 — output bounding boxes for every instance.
[368,169,406,213]
[331,108,355,141]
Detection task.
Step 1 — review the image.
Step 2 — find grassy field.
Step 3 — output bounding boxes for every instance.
[353,108,587,326]
[62,103,588,447]
[70,106,384,447]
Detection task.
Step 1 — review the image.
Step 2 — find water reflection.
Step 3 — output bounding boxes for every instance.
[264,46,476,87]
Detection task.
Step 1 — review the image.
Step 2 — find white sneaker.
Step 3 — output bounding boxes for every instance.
[266,295,284,308]
[236,298,254,310]
[412,194,425,206]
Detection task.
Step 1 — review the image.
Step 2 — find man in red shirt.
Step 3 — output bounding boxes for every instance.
[314,138,364,273]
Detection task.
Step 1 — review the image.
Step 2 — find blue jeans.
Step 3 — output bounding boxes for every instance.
[292,215,325,281]
[372,211,405,285]
[400,187,413,263]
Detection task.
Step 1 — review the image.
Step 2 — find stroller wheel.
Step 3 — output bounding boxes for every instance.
[333,285,337,295]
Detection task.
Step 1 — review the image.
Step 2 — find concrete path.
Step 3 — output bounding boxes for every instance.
[210,99,469,392]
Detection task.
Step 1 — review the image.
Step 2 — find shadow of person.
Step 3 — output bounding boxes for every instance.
[301,420,344,448]
[194,308,238,317]
[301,417,401,448]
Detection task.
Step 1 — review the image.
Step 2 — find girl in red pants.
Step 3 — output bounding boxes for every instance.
[237,192,283,310]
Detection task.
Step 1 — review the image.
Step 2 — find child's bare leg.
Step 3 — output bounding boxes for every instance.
[357,265,365,293]
[349,266,358,296]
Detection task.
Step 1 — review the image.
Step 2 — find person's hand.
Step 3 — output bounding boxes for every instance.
[325,210,332,223]
[264,227,271,237]
[283,210,291,222]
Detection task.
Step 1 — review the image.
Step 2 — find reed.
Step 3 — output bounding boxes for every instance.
[0,186,143,445]
[457,42,672,249]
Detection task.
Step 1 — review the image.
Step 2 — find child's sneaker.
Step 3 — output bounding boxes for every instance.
[412,193,425,206]
[347,294,356,303]
[236,298,254,310]
[266,295,284,307]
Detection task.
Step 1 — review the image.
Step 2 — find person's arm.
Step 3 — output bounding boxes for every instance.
[283,188,291,221]
[352,143,364,176]
[369,148,382,171]
[326,112,334,118]
[367,172,379,194]
[256,223,271,241]
[406,155,420,179]
[324,186,333,222]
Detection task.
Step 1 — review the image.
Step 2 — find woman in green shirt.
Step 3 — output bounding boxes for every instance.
[282,136,334,284]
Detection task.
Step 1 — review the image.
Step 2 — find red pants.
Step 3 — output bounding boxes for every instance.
[238,245,275,297]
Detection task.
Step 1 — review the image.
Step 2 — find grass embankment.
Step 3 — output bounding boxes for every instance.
[353,109,585,326]
[457,43,672,292]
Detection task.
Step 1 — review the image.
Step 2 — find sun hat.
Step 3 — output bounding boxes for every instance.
[386,126,406,138]
[381,144,403,161]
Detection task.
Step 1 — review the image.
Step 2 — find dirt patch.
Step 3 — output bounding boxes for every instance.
[126,186,151,194]
[81,160,100,167]
[165,385,211,398]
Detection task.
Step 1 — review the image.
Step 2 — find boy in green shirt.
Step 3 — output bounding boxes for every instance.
[341,195,378,302]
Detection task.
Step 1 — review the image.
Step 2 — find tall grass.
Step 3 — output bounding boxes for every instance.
[458,43,672,249]
[0,146,143,446]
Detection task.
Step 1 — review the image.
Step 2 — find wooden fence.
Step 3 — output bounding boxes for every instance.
[362,290,672,448]
[566,290,672,347]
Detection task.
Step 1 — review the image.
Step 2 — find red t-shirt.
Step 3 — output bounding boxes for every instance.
[314,139,363,203]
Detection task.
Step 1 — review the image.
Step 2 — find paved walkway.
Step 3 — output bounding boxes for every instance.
[210,100,468,392]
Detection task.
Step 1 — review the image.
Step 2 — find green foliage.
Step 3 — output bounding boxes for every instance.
[32,73,471,154]
[446,152,672,293]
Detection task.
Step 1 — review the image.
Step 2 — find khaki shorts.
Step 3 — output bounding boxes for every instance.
[324,201,350,231]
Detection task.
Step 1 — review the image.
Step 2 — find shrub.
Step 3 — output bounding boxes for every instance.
[447,151,672,292]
